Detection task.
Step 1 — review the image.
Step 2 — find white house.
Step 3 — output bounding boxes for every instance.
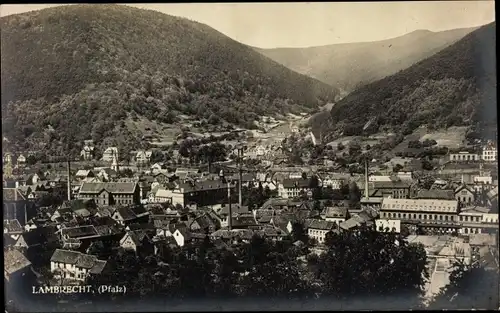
[136,150,153,165]
[50,249,107,282]
[306,219,336,244]
[474,175,493,185]
[278,179,311,199]
[369,175,392,182]
[450,151,480,162]
[320,176,346,190]
[482,143,497,162]
[102,147,119,162]
[17,154,26,165]
[322,207,349,224]
[173,228,191,247]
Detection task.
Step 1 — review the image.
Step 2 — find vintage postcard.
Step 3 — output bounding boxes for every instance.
[2,2,498,312]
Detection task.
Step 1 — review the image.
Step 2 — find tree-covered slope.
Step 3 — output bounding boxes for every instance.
[1,4,338,155]
[310,22,496,142]
[256,27,477,93]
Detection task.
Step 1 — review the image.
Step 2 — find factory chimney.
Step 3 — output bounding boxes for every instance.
[238,147,243,207]
[227,180,232,231]
[67,159,72,201]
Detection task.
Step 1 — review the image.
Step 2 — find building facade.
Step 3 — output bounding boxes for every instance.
[78,182,140,206]
[380,198,460,234]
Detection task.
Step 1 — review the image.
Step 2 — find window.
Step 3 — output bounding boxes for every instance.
[418,214,422,219]
[440,215,443,221]
[402,213,406,219]
[465,216,469,222]
[445,216,448,221]
[398,213,401,218]
[424,215,427,220]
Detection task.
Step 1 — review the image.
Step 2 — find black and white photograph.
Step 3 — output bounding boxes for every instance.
[1,2,498,311]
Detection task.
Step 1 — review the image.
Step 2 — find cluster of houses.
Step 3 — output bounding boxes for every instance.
[3,137,499,286]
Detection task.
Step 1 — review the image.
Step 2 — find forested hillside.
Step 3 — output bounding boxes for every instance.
[1,4,338,155]
[310,22,496,142]
[256,28,476,93]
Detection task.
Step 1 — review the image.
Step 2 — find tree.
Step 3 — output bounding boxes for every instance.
[393,164,403,173]
[291,222,309,244]
[26,155,37,165]
[150,150,165,163]
[430,259,499,310]
[316,227,428,306]
[421,159,434,171]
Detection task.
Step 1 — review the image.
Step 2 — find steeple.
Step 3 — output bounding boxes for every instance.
[111,151,119,172]
[3,154,13,178]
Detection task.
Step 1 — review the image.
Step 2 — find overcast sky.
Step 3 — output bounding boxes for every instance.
[0,2,495,48]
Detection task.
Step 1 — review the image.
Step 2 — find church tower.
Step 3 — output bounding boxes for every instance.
[111,151,119,172]
[3,154,13,179]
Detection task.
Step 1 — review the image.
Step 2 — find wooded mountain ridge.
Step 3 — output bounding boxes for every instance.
[310,22,496,143]
[1,4,338,155]
[256,27,477,92]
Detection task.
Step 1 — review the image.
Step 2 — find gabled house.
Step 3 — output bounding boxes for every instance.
[96,168,118,182]
[4,248,32,282]
[4,219,24,241]
[173,227,192,247]
[322,207,350,224]
[112,206,150,225]
[136,150,153,165]
[75,170,95,181]
[189,214,219,233]
[102,147,119,162]
[50,249,107,282]
[14,226,58,253]
[455,184,476,206]
[306,219,336,244]
[278,179,312,199]
[119,230,153,255]
[17,154,27,165]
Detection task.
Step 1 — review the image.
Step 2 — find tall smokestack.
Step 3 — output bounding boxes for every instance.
[67,159,72,201]
[238,148,243,207]
[227,181,232,230]
[364,158,369,198]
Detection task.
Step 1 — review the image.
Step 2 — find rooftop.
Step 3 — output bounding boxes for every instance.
[4,248,32,275]
[381,198,458,213]
[50,249,107,273]
[79,182,137,194]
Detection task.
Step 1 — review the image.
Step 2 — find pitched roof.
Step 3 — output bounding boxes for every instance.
[306,219,336,231]
[19,227,54,246]
[3,188,26,201]
[115,207,138,221]
[80,182,137,194]
[415,189,456,200]
[75,170,92,177]
[4,249,31,275]
[122,230,149,246]
[4,219,23,233]
[282,178,311,189]
[50,249,107,273]
[60,225,98,239]
[323,207,348,218]
[177,179,235,193]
